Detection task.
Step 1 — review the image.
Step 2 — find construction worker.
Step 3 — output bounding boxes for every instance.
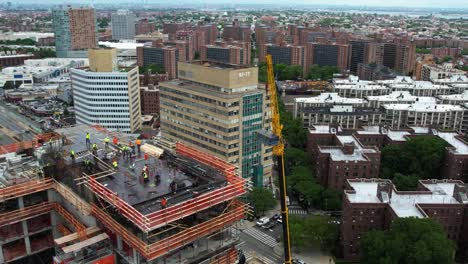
[143,164,149,174]
[113,136,118,145]
[144,153,149,161]
[104,137,110,148]
[155,174,161,185]
[85,132,91,145]
[160,197,167,209]
[143,171,149,183]
[70,150,76,162]
[136,138,142,153]
[84,158,91,171]
[129,141,135,154]
[112,160,118,169]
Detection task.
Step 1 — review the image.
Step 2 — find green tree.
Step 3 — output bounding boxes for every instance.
[98,17,110,28]
[443,56,453,62]
[284,147,309,173]
[361,218,455,264]
[307,65,339,81]
[416,48,431,54]
[320,189,342,211]
[380,136,447,180]
[258,62,267,82]
[247,187,276,216]
[289,215,340,252]
[392,173,419,191]
[278,65,302,81]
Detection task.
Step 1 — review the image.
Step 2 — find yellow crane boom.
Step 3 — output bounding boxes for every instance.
[265,54,292,264]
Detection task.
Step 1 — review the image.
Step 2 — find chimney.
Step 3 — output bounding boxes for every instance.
[342,143,355,155]
[377,182,392,202]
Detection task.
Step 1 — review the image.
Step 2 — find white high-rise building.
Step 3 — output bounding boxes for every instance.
[111,9,136,40]
[71,66,142,133]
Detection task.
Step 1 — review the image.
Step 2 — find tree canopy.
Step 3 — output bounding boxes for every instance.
[289,215,339,252]
[258,63,303,82]
[287,166,341,211]
[307,65,340,81]
[284,147,309,174]
[247,187,276,216]
[278,97,307,148]
[139,63,166,74]
[361,217,455,264]
[0,38,36,46]
[380,136,447,190]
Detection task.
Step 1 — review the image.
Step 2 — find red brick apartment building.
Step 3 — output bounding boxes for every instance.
[308,125,468,191]
[342,178,468,261]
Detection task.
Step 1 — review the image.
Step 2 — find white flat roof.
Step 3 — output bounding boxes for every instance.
[438,90,468,101]
[383,102,464,112]
[435,131,468,154]
[295,93,366,104]
[334,84,388,90]
[320,135,377,161]
[98,41,145,50]
[367,91,436,103]
[347,180,462,218]
[309,125,342,134]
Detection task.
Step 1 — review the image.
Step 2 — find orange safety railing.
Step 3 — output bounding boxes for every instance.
[92,199,246,261]
[87,143,246,232]
[0,178,54,202]
[0,201,87,241]
[0,132,61,155]
[210,247,238,264]
[53,203,87,241]
[0,202,54,227]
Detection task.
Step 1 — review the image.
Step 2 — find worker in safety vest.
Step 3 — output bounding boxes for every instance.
[104,137,110,148]
[84,158,91,171]
[112,161,118,169]
[85,132,91,145]
[143,171,149,183]
[70,150,75,161]
[136,139,142,153]
[113,136,118,145]
[161,197,167,209]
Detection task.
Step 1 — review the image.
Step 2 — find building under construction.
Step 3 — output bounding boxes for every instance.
[0,124,248,264]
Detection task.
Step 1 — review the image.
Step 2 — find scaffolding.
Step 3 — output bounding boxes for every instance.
[92,200,246,261]
[0,132,61,155]
[84,142,247,232]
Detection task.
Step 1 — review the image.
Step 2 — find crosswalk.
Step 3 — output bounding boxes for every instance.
[289,208,308,215]
[242,227,278,248]
[243,250,276,264]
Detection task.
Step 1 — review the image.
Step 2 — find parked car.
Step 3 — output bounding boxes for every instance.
[276,216,283,224]
[256,217,270,226]
[263,221,276,230]
[271,213,280,221]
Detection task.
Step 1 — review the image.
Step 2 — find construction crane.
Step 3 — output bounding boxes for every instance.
[265,54,292,264]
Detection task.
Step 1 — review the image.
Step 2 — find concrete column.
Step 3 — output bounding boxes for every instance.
[24,236,32,254]
[133,248,140,264]
[18,196,24,208]
[117,235,123,251]
[0,244,4,263]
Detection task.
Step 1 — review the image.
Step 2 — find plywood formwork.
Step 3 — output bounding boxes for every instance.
[85,142,247,232]
[92,199,246,261]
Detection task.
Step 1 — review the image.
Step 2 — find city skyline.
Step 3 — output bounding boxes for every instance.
[7,0,468,9]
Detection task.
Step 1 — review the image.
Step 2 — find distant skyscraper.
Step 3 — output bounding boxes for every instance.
[111,9,136,40]
[52,7,98,58]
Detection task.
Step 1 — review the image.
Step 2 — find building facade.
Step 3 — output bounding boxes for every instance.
[201,40,251,66]
[140,86,159,115]
[136,45,178,79]
[71,67,142,133]
[159,61,273,186]
[305,42,350,74]
[342,178,468,261]
[52,7,98,58]
[111,9,136,40]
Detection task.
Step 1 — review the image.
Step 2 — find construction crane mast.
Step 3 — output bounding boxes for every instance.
[265,54,292,264]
